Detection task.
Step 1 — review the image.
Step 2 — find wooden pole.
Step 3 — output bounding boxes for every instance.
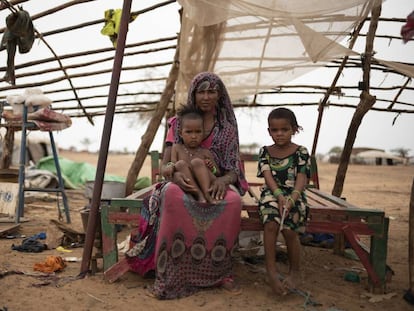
[0,126,14,169]
[80,0,132,275]
[404,177,414,303]
[332,3,381,197]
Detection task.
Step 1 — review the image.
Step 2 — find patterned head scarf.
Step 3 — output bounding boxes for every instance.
[186,72,238,129]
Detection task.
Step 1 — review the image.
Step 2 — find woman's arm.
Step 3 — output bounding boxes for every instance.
[208,123,246,199]
[162,145,176,180]
[170,144,178,163]
[161,145,173,178]
[209,170,237,201]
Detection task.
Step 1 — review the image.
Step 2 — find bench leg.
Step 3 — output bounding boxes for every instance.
[369,217,389,293]
[333,233,345,255]
[100,205,119,272]
[104,257,130,283]
[343,226,381,287]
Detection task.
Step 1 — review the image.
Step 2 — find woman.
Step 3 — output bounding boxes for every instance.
[126,72,248,299]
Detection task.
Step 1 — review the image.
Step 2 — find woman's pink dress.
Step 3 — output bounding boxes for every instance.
[126,72,248,299]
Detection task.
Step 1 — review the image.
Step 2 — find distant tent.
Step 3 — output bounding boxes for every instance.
[354,150,403,165]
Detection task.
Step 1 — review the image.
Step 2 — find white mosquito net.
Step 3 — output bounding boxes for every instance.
[174,0,413,106]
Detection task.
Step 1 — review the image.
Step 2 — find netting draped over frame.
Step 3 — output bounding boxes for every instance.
[174,0,414,106]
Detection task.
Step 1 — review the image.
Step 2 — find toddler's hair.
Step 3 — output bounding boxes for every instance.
[177,105,203,124]
[268,107,302,132]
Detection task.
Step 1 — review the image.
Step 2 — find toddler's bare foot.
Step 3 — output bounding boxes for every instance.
[195,192,207,203]
[267,274,287,296]
[205,193,218,204]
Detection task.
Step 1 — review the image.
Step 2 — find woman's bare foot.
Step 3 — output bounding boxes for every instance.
[267,274,287,296]
[144,286,158,298]
[220,277,243,295]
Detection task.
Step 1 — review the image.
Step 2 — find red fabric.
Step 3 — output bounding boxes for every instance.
[401,10,414,43]
[127,182,242,299]
[2,108,71,131]
[126,228,155,276]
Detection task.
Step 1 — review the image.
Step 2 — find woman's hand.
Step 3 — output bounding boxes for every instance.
[162,165,174,180]
[209,176,229,201]
[172,171,198,193]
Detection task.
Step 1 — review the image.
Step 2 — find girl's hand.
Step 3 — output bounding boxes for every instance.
[284,196,295,211]
[277,196,287,215]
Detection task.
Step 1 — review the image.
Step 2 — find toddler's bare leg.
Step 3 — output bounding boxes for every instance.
[191,158,217,203]
[174,160,204,200]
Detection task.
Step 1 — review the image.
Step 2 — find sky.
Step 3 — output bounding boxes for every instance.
[1,0,413,157]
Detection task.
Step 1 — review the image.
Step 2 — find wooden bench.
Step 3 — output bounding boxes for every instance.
[241,186,389,290]
[100,150,389,292]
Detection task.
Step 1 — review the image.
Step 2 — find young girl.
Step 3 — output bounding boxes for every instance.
[163,106,220,204]
[257,107,311,296]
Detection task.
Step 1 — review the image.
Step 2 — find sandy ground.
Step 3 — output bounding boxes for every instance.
[0,150,413,311]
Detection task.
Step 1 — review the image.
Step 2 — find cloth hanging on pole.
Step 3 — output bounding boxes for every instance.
[0,7,35,85]
[101,8,138,48]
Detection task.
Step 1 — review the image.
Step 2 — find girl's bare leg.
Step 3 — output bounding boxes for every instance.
[263,221,287,296]
[281,229,302,290]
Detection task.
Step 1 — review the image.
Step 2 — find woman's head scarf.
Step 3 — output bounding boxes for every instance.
[186,72,238,130]
[171,72,248,194]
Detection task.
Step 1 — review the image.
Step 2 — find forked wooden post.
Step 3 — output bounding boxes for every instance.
[404,177,414,303]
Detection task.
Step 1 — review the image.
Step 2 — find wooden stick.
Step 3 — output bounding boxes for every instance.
[409,178,414,291]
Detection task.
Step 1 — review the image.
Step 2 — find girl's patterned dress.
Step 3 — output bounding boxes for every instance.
[257,145,311,231]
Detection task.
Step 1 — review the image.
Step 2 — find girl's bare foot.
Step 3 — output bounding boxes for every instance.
[267,274,287,296]
[282,270,301,291]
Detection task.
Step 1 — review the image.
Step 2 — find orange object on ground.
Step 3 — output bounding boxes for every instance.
[33,255,66,273]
